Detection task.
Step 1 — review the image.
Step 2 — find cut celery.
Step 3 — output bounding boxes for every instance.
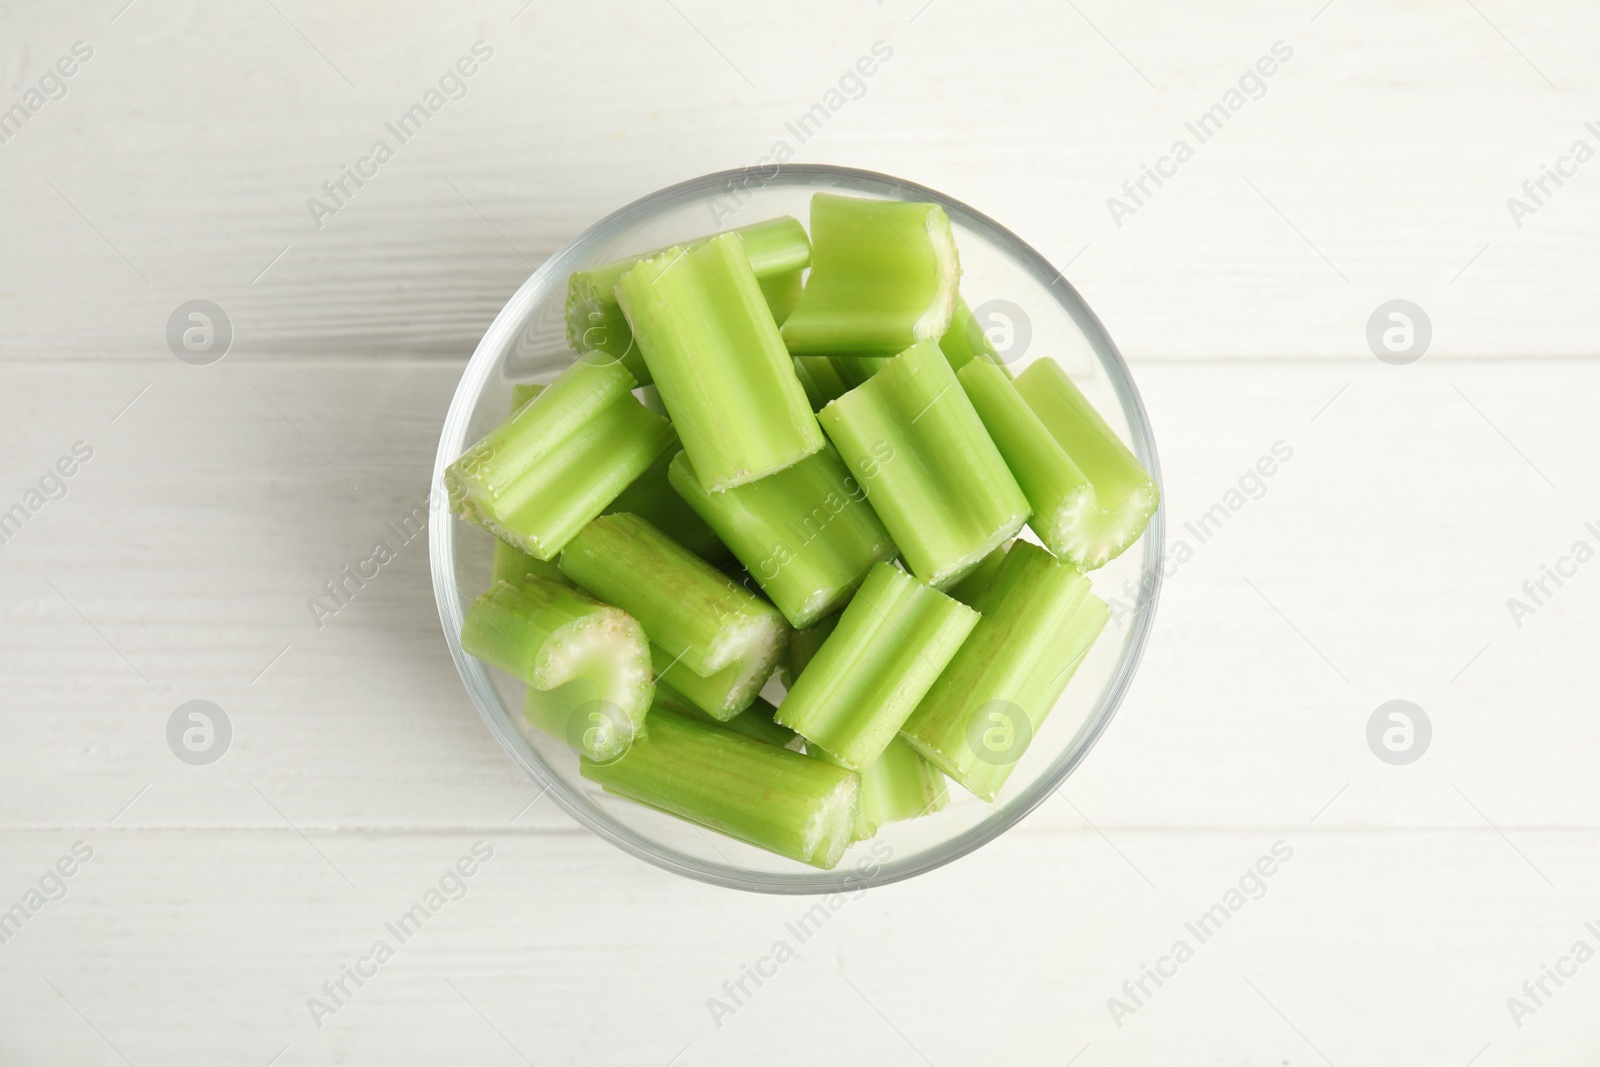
[660,690,798,749]
[901,541,1109,801]
[668,448,896,628]
[491,539,567,588]
[818,339,1030,587]
[650,643,774,722]
[581,706,860,869]
[460,577,651,762]
[944,539,1012,608]
[1012,359,1159,569]
[808,735,947,840]
[605,437,731,563]
[793,357,850,411]
[616,233,823,491]
[774,562,978,771]
[446,355,674,559]
[780,194,960,356]
[959,359,1098,567]
[559,513,789,682]
[938,294,1014,377]
[781,614,839,688]
[565,216,812,386]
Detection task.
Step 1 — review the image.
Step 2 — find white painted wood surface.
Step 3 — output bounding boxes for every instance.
[3,1,1599,1063]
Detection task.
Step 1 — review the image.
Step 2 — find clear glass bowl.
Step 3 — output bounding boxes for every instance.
[430,165,1163,893]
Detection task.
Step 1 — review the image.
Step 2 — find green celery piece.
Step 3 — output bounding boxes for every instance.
[559,513,789,681]
[491,539,567,588]
[659,689,798,749]
[959,359,1099,567]
[780,613,839,688]
[901,541,1110,801]
[808,735,948,841]
[510,382,543,411]
[1012,359,1159,569]
[780,193,961,356]
[792,357,851,411]
[938,293,1015,377]
[831,355,882,388]
[650,643,775,722]
[460,578,652,762]
[774,562,978,771]
[581,706,860,870]
[567,216,812,386]
[818,339,1030,588]
[605,437,732,564]
[446,355,674,559]
[944,539,1012,608]
[668,448,896,629]
[616,233,824,491]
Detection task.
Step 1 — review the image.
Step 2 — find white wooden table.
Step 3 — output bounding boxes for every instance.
[3,1,1598,1063]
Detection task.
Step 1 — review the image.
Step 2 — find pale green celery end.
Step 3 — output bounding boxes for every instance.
[1013,359,1160,569]
[944,539,1012,608]
[459,394,674,560]
[650,644,774,721]
[615,233,823,491]
[781,614,839,688]
[937,294,1017,378]
[900,542,1108,801]
[668,448,896,629]
[666,690,797,748]
[460,577,603,684]
[773,562,979,772]
[817,339,1030,587]
[958,359,1099,566]
[780,194,961,356]
[491,539,567,588]
[580,707,859,870]
[605,439,732,563]
[559,513,789,679]
[793,357,850,411]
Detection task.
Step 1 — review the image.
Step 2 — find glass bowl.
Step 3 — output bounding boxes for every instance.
[430,165,1163,893]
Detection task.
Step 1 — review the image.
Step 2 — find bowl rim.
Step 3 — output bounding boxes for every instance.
[429,164,1164,894]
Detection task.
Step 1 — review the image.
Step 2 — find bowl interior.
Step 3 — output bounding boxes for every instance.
[430,166,1163,892]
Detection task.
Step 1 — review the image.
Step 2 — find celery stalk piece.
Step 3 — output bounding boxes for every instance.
[810,735,947,840]
[958,359,1099,567]
[581,706,860,870]
[605,438,731,564]
[510,382,543,411]
[938,293,1014,377]
[944,539,1012,608]
[831,355,883,388]
[793,357,851,411]
[650,643,775,722]
[780,614,839,688]
[660,689,799,749]
[668,448,896,628]
[445,355,675,559]
[901,541,1110,801]
[492,539,568,588]
[1012,359,1160,569]
[774,562,978,771]
[567,217,812,386]
[460,578,652,762]
[818,339,1030,587]
[615,233,824,490]
[780,193,961,356]
[559,513,789,681]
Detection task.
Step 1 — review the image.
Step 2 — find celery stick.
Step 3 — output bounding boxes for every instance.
[668,448,896,628]
[781,194,961,356]
[793,357,850,411]
[605,439,731,563]
[938,294,1014,377]
[831,355,883,389]
[808,735,947,840]
[581,706,860,869]
[818,339,1030,587]
[559,513,789,681]
[774,563,978,771]
[901,541,1110,801]
[660,689,798,749]
[959,359,1098,567]
[492,539,567,588]
[1012,359,1159,569]
[446,355,675,559]
[944,539,1011,608]
[616,233,824,490]
[781,614,839,688]
[461,578,651,762]
[650,643,775,722]
[567,217,812,386]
